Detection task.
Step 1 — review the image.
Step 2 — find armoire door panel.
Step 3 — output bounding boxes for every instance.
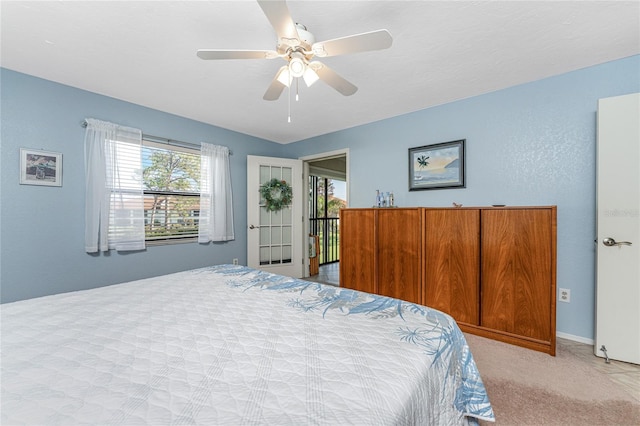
[424,209,480,324]
[339,209,376,294]
[481,209,552,341]
[377,209,422,304]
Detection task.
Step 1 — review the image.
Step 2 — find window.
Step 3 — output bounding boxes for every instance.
[85,117,233,252]
[142,140,201,242]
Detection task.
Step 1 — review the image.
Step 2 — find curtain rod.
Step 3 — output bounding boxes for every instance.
[80,120,232,154]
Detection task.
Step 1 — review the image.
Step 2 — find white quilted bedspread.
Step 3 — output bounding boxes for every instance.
[1,265,494,425]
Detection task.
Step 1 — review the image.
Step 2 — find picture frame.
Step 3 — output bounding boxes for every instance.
[409,139,465,191]
[19,148,63,187]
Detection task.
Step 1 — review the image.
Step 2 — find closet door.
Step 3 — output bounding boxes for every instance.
[595,93,640,364]
[424,209,480,325]
[377,208,423,304]
[340,209,376,294]
[481,208,555,342]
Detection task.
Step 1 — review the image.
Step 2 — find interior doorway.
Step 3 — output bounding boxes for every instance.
[302,150,348,286]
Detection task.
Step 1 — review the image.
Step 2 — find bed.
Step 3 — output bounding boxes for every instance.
[1,264,494,425]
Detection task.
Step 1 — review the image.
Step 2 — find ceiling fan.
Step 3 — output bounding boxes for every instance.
[197,0,393,101]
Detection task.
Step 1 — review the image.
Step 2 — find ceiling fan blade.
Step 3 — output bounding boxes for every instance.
[197,49,279,60]
[309,62,357,96]
[263,66,288,101]
[257,0,300,46]
[312,29,392,57]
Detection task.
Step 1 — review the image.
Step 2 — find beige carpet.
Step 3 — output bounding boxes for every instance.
[464,334,640,425]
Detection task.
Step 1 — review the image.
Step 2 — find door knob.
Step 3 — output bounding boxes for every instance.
[249,224,260,229]
[603,237,632,247]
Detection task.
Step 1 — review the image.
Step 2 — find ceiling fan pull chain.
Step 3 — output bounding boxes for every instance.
[296,78,300,102]
[288,84,291,123]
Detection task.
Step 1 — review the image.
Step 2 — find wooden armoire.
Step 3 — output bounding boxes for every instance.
[339,206,557,355]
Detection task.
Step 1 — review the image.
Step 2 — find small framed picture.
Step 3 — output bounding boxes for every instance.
[409,139,465,191]
[19,148,63,187]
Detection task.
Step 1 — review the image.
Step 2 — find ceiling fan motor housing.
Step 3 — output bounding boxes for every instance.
[295,23,315,47]
[278,23,315,54]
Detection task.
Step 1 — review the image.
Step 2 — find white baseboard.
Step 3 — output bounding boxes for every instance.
[557,331,594,345]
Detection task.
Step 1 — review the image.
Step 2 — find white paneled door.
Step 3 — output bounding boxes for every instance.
[595,93,640,364]
[247,155,304,278]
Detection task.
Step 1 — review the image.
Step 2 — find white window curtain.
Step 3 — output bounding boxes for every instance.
[84,118,145,252]
[199,143,235,242]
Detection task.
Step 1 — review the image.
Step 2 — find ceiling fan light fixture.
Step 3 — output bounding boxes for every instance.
[302,67,319,87]
[277,68,292,87]
[288,56,306,78]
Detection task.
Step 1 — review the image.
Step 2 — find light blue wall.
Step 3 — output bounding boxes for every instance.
[2,55,639,341]
[284,55,640,341]
[0,68,284,303]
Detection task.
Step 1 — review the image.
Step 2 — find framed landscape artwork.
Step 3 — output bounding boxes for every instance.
[409,139,465,191]
[19,148,63,187]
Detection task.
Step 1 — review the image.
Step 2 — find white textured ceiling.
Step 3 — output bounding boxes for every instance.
[2,1,639,144]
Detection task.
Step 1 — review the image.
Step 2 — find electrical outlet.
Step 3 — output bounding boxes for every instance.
[232,258,239,265]
[559,288,571,303]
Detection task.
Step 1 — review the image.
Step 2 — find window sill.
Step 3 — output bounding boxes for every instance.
[146,237,198,247]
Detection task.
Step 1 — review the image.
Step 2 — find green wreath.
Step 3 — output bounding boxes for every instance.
[260,178,293,212]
